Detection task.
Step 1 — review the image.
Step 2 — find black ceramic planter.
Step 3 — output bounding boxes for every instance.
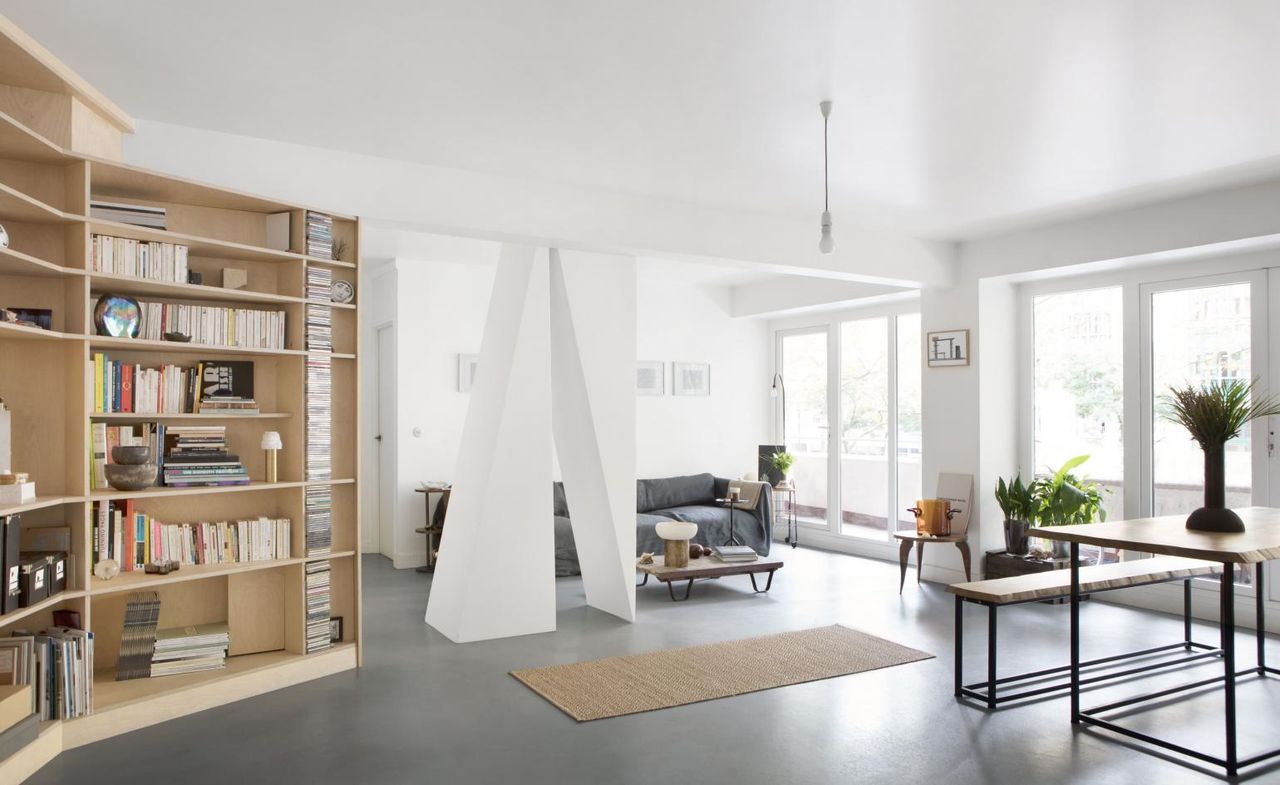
[1187,440,1245,533]
[1003,519,1029,555]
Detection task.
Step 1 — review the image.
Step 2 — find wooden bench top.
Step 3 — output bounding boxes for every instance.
[637,555,783,580]
[947,556,1219,604]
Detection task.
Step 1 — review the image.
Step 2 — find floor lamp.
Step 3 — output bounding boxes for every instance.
[770,373,786,446]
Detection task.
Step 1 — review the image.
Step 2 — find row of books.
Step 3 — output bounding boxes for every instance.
[305,560,331,653]
[0,630,93,720]
[90,233,186,282]
[89,200,167,230]
[306,211,333,259]
[93,500,291,570]
[306,354,332,481]
[163,426,249,487]
[90,356,258,415]
[152,623,229,677]
[137,300,286,350]
[304,485,331,557]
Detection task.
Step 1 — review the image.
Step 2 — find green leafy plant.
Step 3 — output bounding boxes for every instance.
[994,474,1035,521]
[1161,378,1280,447]
[1032,454,1108,527]
[769,451,795,476]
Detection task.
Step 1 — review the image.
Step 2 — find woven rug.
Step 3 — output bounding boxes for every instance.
[510,624,933,721]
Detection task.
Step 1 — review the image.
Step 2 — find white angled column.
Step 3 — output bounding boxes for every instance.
[424,244,555,642]
[549,249,637,622]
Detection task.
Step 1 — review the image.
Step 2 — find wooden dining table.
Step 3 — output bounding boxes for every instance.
[1031,507,1280,778]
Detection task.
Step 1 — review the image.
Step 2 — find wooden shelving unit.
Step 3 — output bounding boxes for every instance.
[0,15,361,779]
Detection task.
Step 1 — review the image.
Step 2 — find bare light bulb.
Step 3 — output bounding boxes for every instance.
[818,210,834,254]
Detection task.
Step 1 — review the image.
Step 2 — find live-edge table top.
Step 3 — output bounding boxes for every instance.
[1030,507,1280,563]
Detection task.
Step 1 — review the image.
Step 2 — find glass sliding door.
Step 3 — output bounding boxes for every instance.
[839,317,890,538]
[778,329,829,526]
[896,313,922,531]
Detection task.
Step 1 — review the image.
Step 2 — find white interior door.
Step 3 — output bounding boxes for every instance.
[376,324,396,560]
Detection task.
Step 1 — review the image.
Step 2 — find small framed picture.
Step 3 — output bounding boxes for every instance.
[329,616,344,643]
[926,329,969,367]
[636,361,664,396]
[457,353,480,392]
[672,362,711,396]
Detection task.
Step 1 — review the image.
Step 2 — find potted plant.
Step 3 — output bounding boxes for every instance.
[1162,378,1280,532]
[769,451,795,487]
[1032,455,1108,558]
[994,474,1035,555]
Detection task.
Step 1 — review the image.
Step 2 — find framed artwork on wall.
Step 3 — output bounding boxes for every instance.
[457,353,480,392]
[926,329,969,367]
[672,361,711,396]
[636,361,664,395]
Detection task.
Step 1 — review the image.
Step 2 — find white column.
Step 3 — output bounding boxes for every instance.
[424,244,555,642]
[549,249,638,622]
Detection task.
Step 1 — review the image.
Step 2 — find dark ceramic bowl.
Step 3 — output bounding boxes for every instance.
[111,445,152,465]
[104,463,157,491]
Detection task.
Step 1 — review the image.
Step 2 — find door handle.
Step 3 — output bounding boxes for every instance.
[375,435,383,442]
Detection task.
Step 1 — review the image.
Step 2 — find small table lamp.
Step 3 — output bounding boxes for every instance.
[261,431,282,483]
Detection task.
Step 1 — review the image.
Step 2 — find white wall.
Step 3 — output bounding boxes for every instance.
[370,247,769,568]
[358,260,396,554]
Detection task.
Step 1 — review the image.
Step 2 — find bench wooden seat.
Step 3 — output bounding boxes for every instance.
[948,556,1220,605]
[951,555,1222,709]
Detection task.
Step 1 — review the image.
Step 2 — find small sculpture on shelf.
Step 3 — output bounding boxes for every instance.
[93,293,142,338]
[93,558,120,581]
[104,445,157,491]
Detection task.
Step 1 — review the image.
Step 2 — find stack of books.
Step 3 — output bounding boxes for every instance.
[305,304,332,352]
[90,200,167,230]
[710,545,759,563]
[150,623,229,677]
[305,354,332,481]
[162,426,248,487]
[92,503,290,569]
[304,561,332,653]
[304,485,331,557]
[197,360,257,415]
[306,266,332,302]
[115,591,160,681]
[137,300,286,350]
[3,628,95,718]
[306,211,333,259]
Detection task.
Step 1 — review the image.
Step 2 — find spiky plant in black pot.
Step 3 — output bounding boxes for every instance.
[1162,378,1280,532]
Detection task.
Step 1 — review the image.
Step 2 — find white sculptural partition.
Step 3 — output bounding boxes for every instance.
[425,244,639,642]
[549,249,637,622]
[424,245,555,642]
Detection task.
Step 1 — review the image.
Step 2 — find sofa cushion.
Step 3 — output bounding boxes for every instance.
[636,473,716,513]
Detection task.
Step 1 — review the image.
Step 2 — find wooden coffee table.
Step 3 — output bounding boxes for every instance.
[636,555,783,601]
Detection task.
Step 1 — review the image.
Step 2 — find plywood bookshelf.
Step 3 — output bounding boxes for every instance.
[0,16,360,780]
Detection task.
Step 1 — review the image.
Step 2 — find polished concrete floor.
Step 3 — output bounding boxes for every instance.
[28,547,1280,784]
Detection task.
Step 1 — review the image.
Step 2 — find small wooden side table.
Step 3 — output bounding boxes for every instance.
[414,486,451,573]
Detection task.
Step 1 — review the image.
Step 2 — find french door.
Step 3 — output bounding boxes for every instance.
[774,305,922,544]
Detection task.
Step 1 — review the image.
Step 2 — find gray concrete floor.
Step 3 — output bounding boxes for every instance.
[27,547,1280,784]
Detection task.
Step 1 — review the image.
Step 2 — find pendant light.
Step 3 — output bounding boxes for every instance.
[818,100,834,254]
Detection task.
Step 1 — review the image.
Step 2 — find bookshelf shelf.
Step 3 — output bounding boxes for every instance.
[89,335,307,357]
[0,22,361,777]
[91,412,292,421]
[87,272,306,306]
[89,480,307,502]
[88,551,356,595]
[0,495,81,518]
[0,590,86,628]
[87,218,307,265]
[0,246,80,277]
[0,108,76,163]
[0,182,77,224]
[0,321,83,343]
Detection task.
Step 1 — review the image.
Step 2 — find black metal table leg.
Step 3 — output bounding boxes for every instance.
[1184,578,1193,648]
[748,569,776,593]
[666,579,694,602]
[1258,562,1267,673]
[1070,541,1081,723]
[987,604,998,710]
[954,597,963,698]
[637,573,649,588]
[1223,562,1238,778]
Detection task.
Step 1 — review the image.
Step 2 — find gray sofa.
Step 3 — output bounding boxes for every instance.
[553,473,773,577]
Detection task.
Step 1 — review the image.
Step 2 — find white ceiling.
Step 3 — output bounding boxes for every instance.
[6,1,1280,238]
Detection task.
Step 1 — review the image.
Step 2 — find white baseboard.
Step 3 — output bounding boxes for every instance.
[783,527,969,585]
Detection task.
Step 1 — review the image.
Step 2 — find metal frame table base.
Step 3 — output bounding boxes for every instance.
[636,569,778,602]
[1070,544,1278,779]
[955,578,1219,709]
